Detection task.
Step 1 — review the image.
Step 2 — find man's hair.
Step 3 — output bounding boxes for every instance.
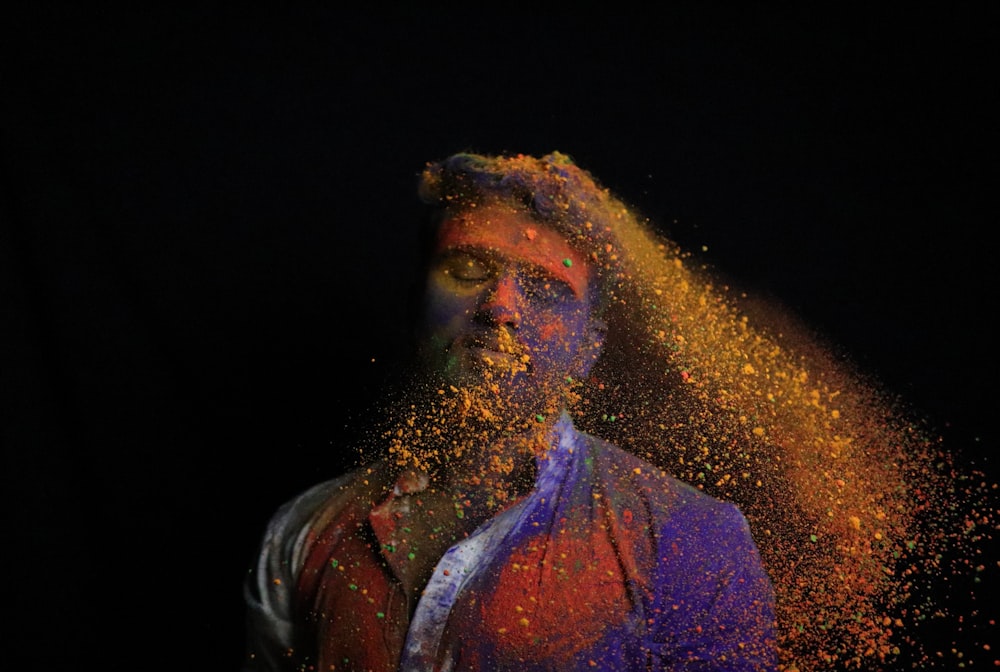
[416,151,644,314]
[418,151,616,231]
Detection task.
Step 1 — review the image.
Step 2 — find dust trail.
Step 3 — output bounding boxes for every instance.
[360,152,997,670]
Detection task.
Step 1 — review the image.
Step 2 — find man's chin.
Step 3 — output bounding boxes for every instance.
[442,347,529,384]
[471,350,531,378]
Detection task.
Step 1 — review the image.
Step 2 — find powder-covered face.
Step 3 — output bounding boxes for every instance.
[417,204,604,413]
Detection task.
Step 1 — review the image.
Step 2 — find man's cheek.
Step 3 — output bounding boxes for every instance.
[534,309,587,345]
[423,292,473,329]
[537,321,570,342]
[525,331,579,370]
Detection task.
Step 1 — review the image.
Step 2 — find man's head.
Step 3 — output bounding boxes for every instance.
[371,150,642,480]
[410,152,668,426]
[416,151,625,309]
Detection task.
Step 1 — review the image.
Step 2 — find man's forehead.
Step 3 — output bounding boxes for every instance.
[435,207,593,293]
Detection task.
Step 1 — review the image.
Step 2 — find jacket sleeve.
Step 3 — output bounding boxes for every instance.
[242,499,304,672]
[242,477,352,672]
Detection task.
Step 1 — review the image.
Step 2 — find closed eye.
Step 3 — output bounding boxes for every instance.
[437,251,495,283]
[435,250,578,303]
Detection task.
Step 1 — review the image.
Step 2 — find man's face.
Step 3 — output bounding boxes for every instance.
[417,204,604,414]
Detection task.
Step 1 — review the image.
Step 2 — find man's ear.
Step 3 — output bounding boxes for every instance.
[576,316,608,379]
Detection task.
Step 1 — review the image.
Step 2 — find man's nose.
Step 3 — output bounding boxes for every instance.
[479,272,522,328]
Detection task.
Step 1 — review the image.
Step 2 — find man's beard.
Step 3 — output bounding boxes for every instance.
[377,364,579,497]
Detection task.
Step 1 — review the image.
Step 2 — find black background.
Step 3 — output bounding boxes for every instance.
[3,6,996,670]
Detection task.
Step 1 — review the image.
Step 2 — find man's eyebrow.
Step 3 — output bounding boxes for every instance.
[435,246,496,266]
[515,262,584,298]
[440,244,492,256]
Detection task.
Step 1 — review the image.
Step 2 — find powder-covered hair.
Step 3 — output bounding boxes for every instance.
[417,151,643,313]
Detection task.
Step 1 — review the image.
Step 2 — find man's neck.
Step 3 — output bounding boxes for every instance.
[435,418,548,497]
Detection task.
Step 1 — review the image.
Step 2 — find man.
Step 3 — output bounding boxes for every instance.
[243,152,778,671]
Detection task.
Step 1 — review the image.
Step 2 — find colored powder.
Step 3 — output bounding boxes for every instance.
[354,152,999,670]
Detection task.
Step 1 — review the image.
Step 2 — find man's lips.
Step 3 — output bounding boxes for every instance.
[455,336,530,370]
[467,346,516,365]
[460,330,518,353]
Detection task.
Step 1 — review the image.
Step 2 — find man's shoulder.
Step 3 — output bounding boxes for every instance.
[570,426,741,518]
[264,460,392,545]
[566,426,763,570]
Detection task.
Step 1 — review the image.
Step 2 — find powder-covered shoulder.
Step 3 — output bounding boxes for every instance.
[258,467,374,571]
[579,430,756,537]
[244,467,378,633]
[244,465,388,670]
